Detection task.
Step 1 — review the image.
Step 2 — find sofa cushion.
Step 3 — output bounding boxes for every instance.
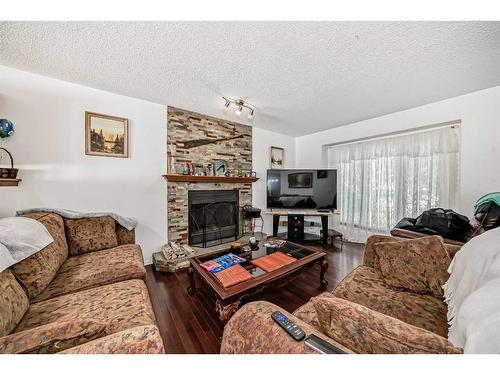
[0,270,29,337]
[14,279,156,335]
[311,296,461,354]
[292,292,334,329]
[11,212,68,300]
[60,325,165,354]
[64,216,118,255]
[333,266,449,337]
[374,235,451,298]
[0,319,107,354]
[33,244,146,302]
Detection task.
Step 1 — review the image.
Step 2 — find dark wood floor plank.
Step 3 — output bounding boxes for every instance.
[145,241,364,354]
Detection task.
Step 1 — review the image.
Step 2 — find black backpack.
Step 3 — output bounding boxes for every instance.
[413,208,472,241]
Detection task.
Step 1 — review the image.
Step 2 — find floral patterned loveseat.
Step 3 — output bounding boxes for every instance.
[221,235,463,354]
[0,212,164,354]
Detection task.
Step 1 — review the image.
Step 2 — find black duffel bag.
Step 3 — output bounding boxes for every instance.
[413,208,472,241]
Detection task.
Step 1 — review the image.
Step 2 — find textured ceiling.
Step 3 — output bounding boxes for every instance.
[1,22,500,136]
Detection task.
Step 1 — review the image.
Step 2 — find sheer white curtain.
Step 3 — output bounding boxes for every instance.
[328,125,460,243]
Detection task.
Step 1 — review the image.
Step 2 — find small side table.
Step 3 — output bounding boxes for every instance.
[327,229,344,250]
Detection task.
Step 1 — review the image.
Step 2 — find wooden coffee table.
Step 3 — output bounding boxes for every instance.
[187,240,328,321]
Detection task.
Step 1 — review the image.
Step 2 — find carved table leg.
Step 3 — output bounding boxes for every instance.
[215,299,241,322]
[319,258,329,288]
[187,266,196,295]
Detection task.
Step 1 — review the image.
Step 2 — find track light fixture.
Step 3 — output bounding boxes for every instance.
[222,97,255,120]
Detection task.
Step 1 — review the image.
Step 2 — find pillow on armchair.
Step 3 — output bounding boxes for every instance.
[311,296,461,354]
[373,235,451,298]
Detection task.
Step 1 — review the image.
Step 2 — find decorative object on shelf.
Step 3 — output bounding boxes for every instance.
[195,165,204,176]
[85,112,128,158]
[0,119,15,138]
[250,171,257,178]
[270,146,284,169]
[168,155,176,174]
[205,163,213,176]
[230,242,241,253]
[214,159,229,176]
[222,97,255,119]
[249,236,260,251]
[0,147,19,179]
[187,162,194,175]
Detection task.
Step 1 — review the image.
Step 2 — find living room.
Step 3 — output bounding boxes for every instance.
[1,1,500,372]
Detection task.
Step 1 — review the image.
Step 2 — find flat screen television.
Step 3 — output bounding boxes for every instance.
[266,169,337,210]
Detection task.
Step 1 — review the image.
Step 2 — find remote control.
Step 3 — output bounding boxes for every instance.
[271,311,306,341]
[305,334,346,354]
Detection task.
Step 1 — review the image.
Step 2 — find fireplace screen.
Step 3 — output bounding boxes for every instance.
[188,190,239,247]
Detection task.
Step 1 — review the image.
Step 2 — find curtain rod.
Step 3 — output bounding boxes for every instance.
[326,119,461,149]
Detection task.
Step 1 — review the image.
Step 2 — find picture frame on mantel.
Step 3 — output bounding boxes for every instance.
[85,111,128,158]
[270,146,284,169]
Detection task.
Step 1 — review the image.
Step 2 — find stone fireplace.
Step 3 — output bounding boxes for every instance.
[166,107,253,246]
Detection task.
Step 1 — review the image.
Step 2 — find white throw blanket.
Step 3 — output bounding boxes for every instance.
[443,226,500,353]
[16,207,137,230]
[0,217,54,273]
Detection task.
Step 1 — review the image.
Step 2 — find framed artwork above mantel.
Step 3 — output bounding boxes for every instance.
[270,146,284,169]
[85,111,128,158]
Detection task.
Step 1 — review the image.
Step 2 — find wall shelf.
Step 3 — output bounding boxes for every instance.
[0,178,22,187]
[162,174,259,184]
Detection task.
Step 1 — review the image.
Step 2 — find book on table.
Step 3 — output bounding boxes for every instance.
[251,251,296,272]
[213,264,253,287]
[199,253,246,273]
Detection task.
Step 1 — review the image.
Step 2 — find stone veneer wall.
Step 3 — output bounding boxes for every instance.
[167,107,253,244]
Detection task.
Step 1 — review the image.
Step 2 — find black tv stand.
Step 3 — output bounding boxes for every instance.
[266,209,333,245]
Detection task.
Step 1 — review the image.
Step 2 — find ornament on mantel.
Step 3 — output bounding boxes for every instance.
[0,119,15,139]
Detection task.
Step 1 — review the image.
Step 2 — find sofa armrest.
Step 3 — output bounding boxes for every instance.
[0,319,107,354]
[220,301,352,354]
[116,224,135,245]
[312,296,462,354]
[59,325,164,354]
[390,228,465,246]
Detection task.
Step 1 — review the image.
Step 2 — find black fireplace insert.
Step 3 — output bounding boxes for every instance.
[188,189,240,247]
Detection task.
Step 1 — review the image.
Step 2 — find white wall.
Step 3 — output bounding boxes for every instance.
[295,85,500,217]
[0,66,167,264]
[252,127,296,235]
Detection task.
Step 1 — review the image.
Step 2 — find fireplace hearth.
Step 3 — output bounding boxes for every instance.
[188,190,239,247]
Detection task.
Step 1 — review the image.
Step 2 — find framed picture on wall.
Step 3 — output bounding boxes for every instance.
[85,111,128,158]
[270,146,284,169]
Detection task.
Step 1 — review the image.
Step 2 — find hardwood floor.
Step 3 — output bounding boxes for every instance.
[145,241,364,354]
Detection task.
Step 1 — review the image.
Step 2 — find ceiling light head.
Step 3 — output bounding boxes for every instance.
[222,97,255,119]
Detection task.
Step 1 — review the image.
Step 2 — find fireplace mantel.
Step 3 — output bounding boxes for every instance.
[162,174,259,184]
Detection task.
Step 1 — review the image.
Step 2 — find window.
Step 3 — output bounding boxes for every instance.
[328,124,460,242]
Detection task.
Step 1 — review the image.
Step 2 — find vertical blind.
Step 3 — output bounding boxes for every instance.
[328,124,460,243]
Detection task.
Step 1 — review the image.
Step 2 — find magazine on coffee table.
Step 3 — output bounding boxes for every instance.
[199,253,246,273]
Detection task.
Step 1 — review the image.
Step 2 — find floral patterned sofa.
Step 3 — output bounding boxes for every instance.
[0,212,164,354]
[221,235,463,354]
